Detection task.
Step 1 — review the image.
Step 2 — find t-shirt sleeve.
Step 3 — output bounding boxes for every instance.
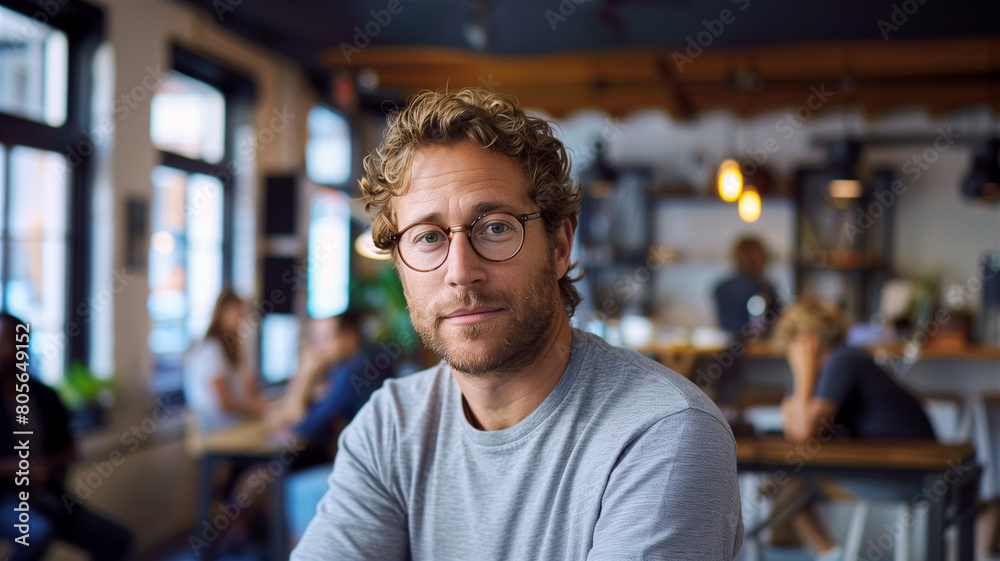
[587,409,744,561]
[291,396,409,561]
[813,349,863,406]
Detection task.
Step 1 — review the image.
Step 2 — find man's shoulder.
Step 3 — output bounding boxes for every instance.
[573,330,729,432]
[355,362,450,431]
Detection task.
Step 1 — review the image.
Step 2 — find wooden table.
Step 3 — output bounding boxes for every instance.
[193,419,293,561]
[736,437,980,561]
[635,340,1000,363]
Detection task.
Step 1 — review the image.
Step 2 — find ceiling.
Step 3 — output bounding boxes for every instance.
[175,0,1000,117]
[177,0,1000,74]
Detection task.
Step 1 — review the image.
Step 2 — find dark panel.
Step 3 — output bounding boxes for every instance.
[261,256,297,314]
[263,175,298,236]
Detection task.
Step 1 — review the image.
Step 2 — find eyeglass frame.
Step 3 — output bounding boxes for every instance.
[387,210,543,272]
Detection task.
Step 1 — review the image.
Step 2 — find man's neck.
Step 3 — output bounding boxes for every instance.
[453,316,574,431]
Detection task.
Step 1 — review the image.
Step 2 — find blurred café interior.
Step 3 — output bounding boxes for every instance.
[0,0,999,559]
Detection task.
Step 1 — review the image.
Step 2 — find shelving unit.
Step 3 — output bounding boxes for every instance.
[793,166,896,322]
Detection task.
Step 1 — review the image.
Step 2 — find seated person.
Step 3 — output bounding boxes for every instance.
[770,297,935,559]
[273,307,394,468]
[273,308,393,540]
[0,313,133,561]
[185,287,269,432]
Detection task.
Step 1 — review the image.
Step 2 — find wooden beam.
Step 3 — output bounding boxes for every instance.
[322,38,1000,119]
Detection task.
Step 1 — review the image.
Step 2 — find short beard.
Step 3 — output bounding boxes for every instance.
[407,256,561,377]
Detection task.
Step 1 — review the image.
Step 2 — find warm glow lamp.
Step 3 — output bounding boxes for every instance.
[717,159,743,202]
[354,230,392,260]
[738,188,761,223]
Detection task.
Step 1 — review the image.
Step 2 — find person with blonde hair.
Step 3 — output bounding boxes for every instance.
[292,87,743,560]
[770,296,934,560]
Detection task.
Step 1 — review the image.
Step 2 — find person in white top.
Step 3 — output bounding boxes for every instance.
[184,286,269,433]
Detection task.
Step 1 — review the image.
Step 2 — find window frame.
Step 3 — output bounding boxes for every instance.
[0,0,103,377]
[157,45,255,284]
[149,45,255,397]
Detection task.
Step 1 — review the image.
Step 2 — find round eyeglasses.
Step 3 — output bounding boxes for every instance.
[388,211,542,272]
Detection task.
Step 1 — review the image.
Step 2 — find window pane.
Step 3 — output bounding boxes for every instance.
[149,167,188,359]
[150,72,225,163]
[186,173,223,340]
[307,191,350,318]
[260,313,299,383]
[0,6,67,126]
[306,106,351,185]
[149,167,225,393]
[231,124,256,297]
[0,143,5,243]
[9,146,68,239]
[5,147,69,386]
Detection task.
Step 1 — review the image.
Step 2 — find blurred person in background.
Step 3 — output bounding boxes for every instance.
[183,287,271,557]
[185,286,269,432]
[710,236,781,404]
[0,312,133,561]
[272,306,394,469]
[769,297,935,560]
[714,235,779,338]
[273,307,394,542]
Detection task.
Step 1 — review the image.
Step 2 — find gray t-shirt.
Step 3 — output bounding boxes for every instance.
[292,328,744,560]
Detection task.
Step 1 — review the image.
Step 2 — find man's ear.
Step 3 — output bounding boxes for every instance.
[553,218,574,279]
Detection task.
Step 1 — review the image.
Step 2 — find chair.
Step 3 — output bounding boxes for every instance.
[840,393,969,561]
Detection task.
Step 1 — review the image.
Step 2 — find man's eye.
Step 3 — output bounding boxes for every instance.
[485,223,509,235]
[416,231,444,244]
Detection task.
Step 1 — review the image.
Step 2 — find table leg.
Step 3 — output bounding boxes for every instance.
[271,465,288,561]
[924,472,945,561]
[198,456,217,561]
[955,463,982,561]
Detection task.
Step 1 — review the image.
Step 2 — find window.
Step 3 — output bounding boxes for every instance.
[260,313,299,383]
[306,106,351,186]
[147,47,254,394]
[151,72,225,163]
[0,1,102,392]
[307,190,351,319]
[1,147,69,386]
[147,168,224,393]
[0,5,67,126]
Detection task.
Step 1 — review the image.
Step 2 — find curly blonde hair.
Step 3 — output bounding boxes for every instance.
[771,296,847,352]
[360,87,584,317]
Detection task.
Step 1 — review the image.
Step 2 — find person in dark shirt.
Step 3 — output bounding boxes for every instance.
[714,236,779,337]
[775,297,934,443]
[273,307,393,469]
[0,312,133,561]
[272,308,394,541]
[711,236,780,403]
[768,297,934,560]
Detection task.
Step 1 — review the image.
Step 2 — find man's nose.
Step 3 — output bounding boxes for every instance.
[442,233,486,288]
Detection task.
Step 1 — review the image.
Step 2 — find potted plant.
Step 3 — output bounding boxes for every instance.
[56,361,116,432]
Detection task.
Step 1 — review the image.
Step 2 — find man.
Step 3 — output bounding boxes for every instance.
[292,88,743,560]
[274,307,393,469]
[274,308,395,541]
[0,313,133,560]
[713,236,779,337]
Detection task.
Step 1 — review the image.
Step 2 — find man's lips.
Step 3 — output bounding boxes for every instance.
[442,306,503,325]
